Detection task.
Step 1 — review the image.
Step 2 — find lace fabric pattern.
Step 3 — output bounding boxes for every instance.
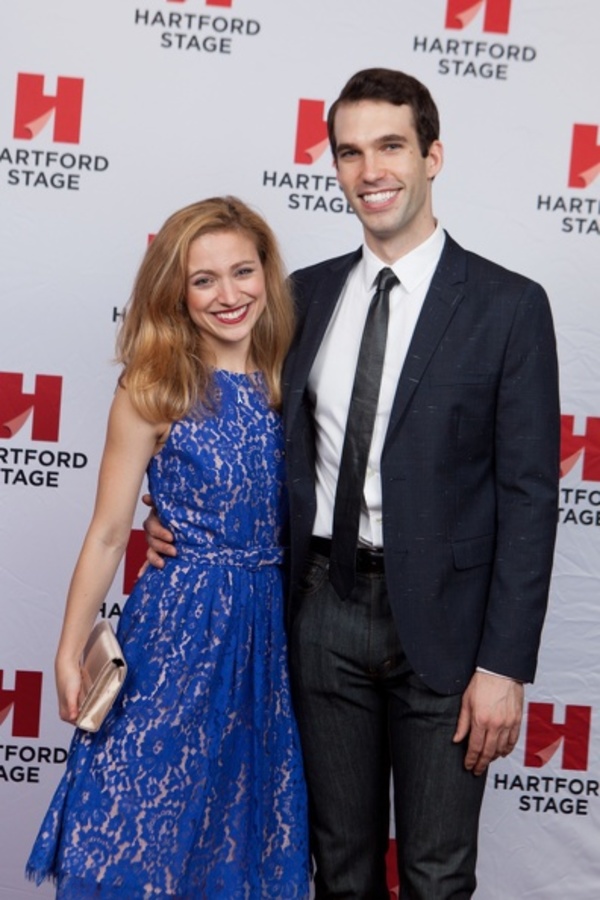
[26,371,310,899]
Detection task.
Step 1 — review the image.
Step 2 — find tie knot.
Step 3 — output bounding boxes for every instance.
[375,267,399,294]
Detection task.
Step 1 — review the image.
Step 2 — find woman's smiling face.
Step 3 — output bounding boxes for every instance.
[185,229,267,369]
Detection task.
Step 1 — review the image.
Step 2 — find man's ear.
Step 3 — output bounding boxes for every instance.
[427,140,444,179]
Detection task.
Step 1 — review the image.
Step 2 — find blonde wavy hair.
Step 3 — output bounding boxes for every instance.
[116,196,295,423]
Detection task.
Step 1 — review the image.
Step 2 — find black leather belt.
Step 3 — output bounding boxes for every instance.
[310,536,385,574]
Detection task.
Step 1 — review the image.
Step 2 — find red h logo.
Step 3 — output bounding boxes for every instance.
[560,415,600,480]
[445,0,511,33]
[294,99,329,165]
[13,73,84,144]
[386,838,400,898]
[123,529,148,595]
[568,124,600,189]
[0,671,43,738]
[524,703,592,771]
[0,373,62,442]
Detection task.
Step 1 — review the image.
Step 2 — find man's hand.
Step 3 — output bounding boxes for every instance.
[453,671,524,776]
[141,493,176,569]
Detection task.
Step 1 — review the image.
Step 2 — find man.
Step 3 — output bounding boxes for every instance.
[147,69,560,899]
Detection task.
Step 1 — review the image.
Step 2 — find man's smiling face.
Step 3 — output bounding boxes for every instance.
[333,100,443,261]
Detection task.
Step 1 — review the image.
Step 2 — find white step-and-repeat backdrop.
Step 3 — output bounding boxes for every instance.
[1,2,599,897]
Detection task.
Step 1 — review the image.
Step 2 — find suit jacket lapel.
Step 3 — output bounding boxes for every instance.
[285,249,361,432]
[385,234,467,443]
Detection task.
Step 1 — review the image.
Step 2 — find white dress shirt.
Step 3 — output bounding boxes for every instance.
[308,224,446,546]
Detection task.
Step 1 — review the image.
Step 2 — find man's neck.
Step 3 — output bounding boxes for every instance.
[364,218,438,265]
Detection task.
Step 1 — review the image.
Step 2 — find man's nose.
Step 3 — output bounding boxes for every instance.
[361,152,385,181]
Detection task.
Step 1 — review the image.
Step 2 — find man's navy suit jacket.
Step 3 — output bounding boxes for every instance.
[283,233,560,695]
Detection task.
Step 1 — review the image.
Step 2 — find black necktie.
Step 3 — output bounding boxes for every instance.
[329,267,399,599]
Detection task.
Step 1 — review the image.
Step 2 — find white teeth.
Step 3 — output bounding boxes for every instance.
[363,190,397,205]
[216,305,247,321]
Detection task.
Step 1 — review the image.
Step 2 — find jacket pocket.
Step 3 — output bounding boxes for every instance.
[429,372,495,386]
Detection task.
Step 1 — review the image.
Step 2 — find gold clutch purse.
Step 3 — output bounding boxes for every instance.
[76,620,127,733]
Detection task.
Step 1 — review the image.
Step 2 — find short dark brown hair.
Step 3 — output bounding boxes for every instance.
[327,68,440,159]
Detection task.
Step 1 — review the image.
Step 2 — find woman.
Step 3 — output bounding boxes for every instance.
[26,197,309,898]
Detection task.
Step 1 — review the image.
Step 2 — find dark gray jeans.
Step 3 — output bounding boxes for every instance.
[289,549,487,900]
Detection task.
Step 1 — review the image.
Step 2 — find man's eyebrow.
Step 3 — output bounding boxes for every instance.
[336,133,407,153]
[377,133,407,143]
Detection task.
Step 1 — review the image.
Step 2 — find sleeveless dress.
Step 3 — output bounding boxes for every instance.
[26,370,310,899]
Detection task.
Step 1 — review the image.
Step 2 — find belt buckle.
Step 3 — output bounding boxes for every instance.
[356,546,384,574]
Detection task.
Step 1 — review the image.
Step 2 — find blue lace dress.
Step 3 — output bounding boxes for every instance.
[26,371,310,899]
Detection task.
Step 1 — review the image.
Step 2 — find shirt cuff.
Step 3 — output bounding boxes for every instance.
[476,666,525,684]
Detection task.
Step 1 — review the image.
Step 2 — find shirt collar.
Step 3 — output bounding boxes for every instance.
[360,223,446,293]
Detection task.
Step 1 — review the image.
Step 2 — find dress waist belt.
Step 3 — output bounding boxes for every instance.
[177,543,284,569]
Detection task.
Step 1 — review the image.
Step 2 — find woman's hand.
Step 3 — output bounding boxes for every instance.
[55,654,83,725]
